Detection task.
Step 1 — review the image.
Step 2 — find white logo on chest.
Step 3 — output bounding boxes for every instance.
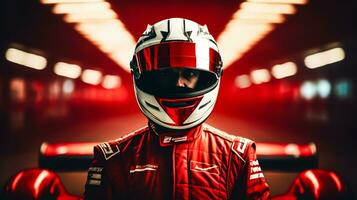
[190,160,219,175]
[163,136,188,143]
[129,164,159,174]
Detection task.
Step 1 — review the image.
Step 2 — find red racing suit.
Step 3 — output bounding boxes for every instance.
[84,123,270,199]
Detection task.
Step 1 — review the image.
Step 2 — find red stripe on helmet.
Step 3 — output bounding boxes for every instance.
[209,48,221,72]
[136,42,221,74]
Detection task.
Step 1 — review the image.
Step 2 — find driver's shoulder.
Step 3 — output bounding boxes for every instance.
[202,123,255,161]
[94,126,149,161]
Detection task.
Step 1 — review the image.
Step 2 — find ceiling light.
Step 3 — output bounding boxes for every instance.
[235,74,252,88]
[63,79,75,94]
[41,0,103,4]
[316,79,331,98]
[217,0,308,69]
[271,61,297,79]
[5,48,47,70]
[41,0,136,72]
[218,22,273,67]
[251,69,271,84]
[102,75,121,89]
[64,10,117,23]
[53,2,110,14]
[300,81,316,100]
[54,62,82,79]
[304,47,345,69]
[240,2,297,14]
[233,10,286,24]
[81,69,102,85]
[248,0,308,5]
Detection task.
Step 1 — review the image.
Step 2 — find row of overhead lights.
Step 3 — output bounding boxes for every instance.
[40,0,136,73]
[217,0,309,69]
[235,47,346,89]
[4,47,121,89]
[300,79,331,100]
[39,0,309,71]
[300,79,351,100]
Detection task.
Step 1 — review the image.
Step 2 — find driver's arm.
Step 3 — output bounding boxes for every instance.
[230,140,271,199]
[84,146,112,200]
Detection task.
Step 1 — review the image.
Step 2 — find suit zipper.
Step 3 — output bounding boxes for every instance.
[172,144,176,199]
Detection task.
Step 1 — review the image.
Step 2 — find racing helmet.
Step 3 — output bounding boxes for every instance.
[130,18,223,130]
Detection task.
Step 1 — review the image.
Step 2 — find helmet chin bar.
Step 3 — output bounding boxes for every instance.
[134,79,220,130]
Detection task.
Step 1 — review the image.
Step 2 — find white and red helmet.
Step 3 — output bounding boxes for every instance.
[130,18,223,130]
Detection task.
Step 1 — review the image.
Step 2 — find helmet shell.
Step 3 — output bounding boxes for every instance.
[131,18,222,130]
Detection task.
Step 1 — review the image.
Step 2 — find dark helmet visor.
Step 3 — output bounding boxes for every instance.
[136,67,218,99]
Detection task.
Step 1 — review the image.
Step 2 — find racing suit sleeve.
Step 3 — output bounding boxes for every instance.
[231,141,271,200]
[84,146,112,200]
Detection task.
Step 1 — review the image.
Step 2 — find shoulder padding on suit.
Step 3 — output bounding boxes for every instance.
[203,124,236,142]
[231,137,254,163]
[97,141,120,161]
[96,126,149,160]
